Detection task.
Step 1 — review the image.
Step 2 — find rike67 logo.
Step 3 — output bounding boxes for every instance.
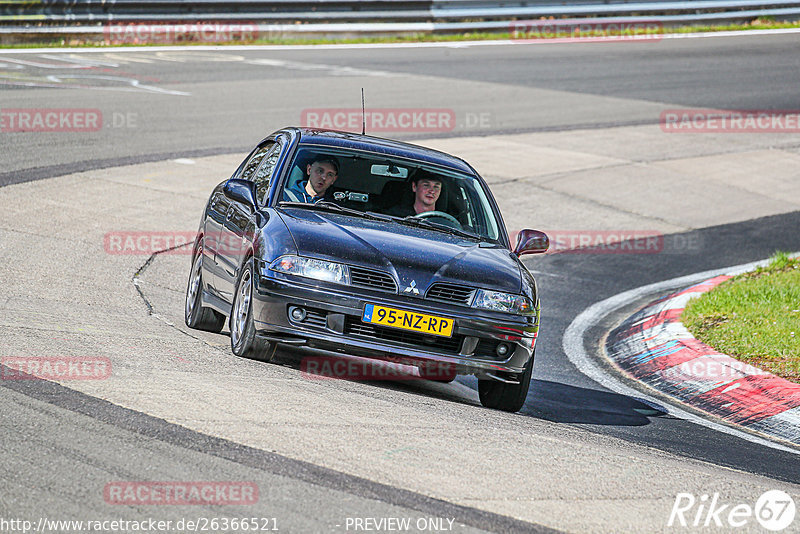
[668,490,796,531]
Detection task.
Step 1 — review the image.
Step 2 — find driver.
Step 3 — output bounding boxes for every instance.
[283,155,339,203]
[387,172,442,217]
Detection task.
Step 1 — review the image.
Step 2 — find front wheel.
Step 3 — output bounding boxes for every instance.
[230,258,277,362]
[478,353,533,412]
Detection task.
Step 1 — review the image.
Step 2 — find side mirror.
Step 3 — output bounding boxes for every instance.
[514,229,549,256]
[223,179,257,209]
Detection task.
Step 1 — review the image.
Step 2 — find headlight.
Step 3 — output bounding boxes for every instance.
[472,289,533,315]
[268,255,350,284]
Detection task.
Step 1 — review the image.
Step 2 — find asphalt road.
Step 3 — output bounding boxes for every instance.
[2,32,800,182]
[530,210,800,480]
[1,33,800,532]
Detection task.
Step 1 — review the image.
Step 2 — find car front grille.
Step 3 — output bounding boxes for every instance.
[302,309,328,329]
[344,317,463,354]
[287,307,328,330]
[350,266,397,293]
[426,282,475,305]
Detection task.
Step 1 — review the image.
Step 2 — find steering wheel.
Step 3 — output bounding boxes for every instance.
[414,210,462,228]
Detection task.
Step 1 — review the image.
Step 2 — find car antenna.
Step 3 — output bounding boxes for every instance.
[361,88,366,135]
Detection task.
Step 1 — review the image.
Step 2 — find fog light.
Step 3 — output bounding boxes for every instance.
[289,306,307,322]
[496,343,511,357]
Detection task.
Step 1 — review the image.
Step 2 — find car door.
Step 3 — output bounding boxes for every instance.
[215,139,283,302]
[203,187,232,299]
[208,142,274,301]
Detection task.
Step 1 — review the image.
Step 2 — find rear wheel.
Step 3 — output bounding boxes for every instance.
[230,258,277,362]
[478,353,533,412]
[185,248,225,333]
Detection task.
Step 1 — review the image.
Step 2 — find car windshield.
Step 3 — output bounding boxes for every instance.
[278,145,503,242]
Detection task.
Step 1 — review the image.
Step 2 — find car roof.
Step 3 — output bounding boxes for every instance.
[284,127,476,175]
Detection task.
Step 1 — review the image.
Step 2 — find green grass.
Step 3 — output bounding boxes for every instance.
[2,18,800,49]
[682,252,800,383]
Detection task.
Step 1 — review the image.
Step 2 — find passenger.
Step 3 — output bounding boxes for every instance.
[387,172,442,217]
[283,155,339,203]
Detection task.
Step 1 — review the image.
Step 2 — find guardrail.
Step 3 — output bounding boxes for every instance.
[2,0,799,42]
[3,0,800,21]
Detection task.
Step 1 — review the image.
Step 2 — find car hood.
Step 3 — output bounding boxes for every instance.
[276,208,522,294]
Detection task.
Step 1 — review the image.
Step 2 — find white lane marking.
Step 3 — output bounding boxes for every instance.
[660,27,800,40]
[153,51,246,63]
[2,57,90,68]
[39,53,121,68]
[246,57,393,77]
[99,53,158,64]
[0,53,189,94]
[173,158,196,165]
[562,257,800,455]
[42,74,190,95]
[0,80,92,90]
[1,27,800,55]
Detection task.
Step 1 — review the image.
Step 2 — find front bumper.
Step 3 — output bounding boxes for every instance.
[252,265,539,380]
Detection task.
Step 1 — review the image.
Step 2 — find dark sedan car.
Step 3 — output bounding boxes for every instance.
[185,127,548,412]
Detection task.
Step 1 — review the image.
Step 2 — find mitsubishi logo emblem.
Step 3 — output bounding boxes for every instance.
[403,280,420,296]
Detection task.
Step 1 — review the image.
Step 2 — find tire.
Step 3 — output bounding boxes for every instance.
[230,258,277,362]
[478,352,534,412]
[185,247,225,333]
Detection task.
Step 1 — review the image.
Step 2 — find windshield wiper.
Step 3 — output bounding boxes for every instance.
[396,216,482,241]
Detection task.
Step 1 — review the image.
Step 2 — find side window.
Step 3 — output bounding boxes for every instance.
[240,142,274,182]
[254,141,282,206]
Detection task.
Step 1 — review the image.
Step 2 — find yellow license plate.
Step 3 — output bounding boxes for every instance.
[362,304,454,338]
